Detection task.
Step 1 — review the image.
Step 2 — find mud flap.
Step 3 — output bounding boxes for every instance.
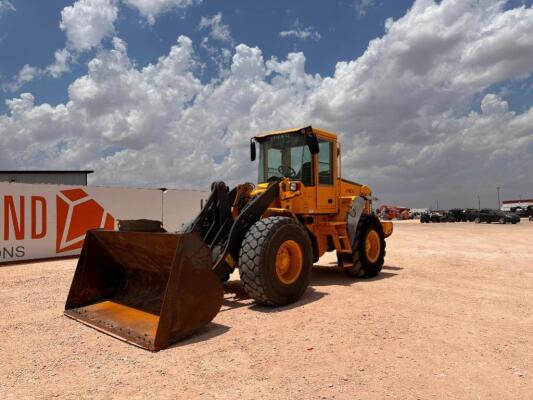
[64,230,223,351]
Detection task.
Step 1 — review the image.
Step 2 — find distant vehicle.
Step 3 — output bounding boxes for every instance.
[516,205,533,221]
[410,208,429,220]
[463,209,478,222]
[474,209,520,224]
[411,211,422,219]
[448,209,467,222]
[510,205,533,218]
[420,212,432,223]
[420,211,455,223]
[377,205,410,220]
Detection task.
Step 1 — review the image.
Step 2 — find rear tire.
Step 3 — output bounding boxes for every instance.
[338,216,385,278]
[239,217,313,306]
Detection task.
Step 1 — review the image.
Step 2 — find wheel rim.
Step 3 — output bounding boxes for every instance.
[365,230,381,263]
[275,240,303,284]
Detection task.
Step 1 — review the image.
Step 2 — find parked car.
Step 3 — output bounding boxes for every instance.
[515,205,533,219]
[448,209,466,222]
[463,209,478,222]
[473,209,520,224]
[420,211,455,223]
[524,205,533,222]
[441,211,456,222]
[420,212,432,223]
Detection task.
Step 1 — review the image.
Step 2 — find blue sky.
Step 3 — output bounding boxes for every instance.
[0,0,418,111]
[0,0,532,208]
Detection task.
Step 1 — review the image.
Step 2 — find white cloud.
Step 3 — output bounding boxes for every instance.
[1,0,533,207]
[200,38,232,76]
[480,93,508,115]
[3,0,114,91]
[355,0,376,17]
[4,49,72,91]
[124,0,200,24]
[279,20,321,42]
[60,0,118,52]
[2,0,113,92]
[279,27,321,42]
[198,13,234,75]
[3,65,41,92]
[46,49,72,78]
[0,0,14,16]
[199,12,233,43]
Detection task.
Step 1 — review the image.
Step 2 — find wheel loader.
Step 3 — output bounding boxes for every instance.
[64,126,393,351]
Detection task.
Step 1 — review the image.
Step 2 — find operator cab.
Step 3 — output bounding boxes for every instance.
[251,126,339,213]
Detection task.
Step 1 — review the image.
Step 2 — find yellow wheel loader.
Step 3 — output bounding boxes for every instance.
[64,126,393,351]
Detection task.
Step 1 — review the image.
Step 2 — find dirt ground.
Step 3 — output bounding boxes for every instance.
[1,221,532,399]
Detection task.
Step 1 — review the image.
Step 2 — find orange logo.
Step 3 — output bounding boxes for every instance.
[56,189,115,253]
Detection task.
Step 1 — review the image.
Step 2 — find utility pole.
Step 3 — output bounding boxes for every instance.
[497,186,501,210]
[477,195,481,210]
[436,199,439,210]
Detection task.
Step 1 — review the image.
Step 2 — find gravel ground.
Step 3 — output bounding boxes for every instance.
[1,221,532,399]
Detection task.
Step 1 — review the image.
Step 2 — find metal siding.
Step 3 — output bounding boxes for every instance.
[0,173,88,185]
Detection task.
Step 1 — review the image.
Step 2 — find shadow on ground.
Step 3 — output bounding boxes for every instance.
[220,281,327,313]
[382,265,403,271]
[170,322,231,348]
[249,288,327,313]
[164,263,403,349]
[310,264,400,287]
[221,263,402,312]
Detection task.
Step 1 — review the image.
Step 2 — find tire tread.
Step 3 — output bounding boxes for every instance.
[239,216,310,305]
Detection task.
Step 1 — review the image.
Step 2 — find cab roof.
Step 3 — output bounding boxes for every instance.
[253,126,338,142]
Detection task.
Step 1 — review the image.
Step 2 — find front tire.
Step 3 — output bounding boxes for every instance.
[239,217,313,306]
[338,216,385,278]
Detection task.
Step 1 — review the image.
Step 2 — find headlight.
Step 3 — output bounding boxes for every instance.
[289,182,298,191]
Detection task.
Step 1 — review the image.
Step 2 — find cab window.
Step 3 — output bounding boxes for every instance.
[258,133,314,186]
[318,140,333,185]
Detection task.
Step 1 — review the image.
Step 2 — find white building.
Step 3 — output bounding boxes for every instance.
[501,199,533,211]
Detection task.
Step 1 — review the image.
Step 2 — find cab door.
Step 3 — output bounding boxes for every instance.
[315,139,336,212]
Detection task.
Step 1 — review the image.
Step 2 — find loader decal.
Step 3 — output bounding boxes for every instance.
[56,188,115,253]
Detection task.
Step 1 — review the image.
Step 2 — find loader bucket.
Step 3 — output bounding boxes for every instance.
[64,230,224,351]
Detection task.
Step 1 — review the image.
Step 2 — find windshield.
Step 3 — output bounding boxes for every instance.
[258,134,313,186]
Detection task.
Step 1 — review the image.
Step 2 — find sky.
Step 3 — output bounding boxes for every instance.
[0,0,532,209]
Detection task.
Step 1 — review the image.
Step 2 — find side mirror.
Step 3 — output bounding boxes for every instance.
[306,133,319,155]
[250,139,256,161]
